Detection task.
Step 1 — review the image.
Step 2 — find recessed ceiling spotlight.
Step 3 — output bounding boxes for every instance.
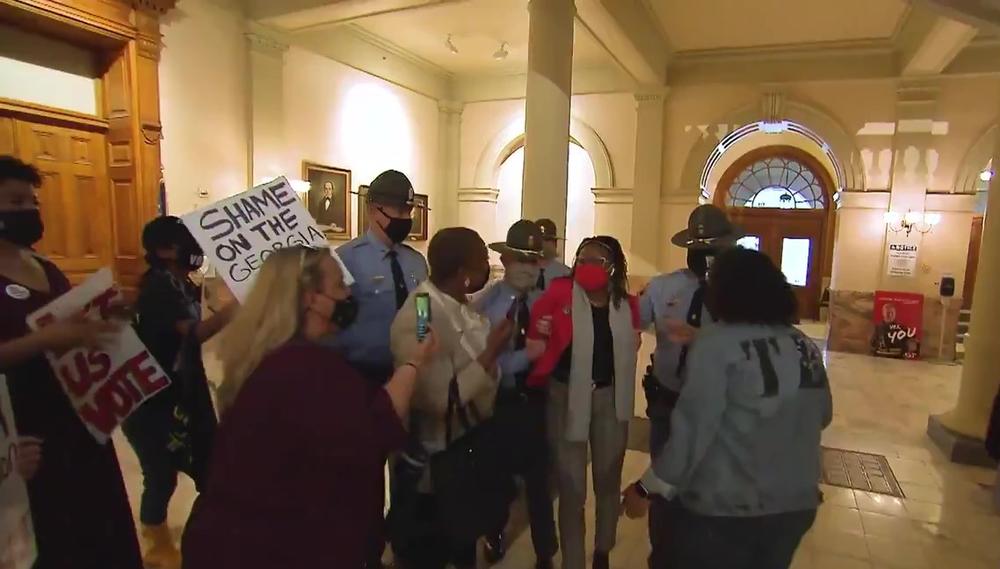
[445,34,459,55]
[493,41,509,61]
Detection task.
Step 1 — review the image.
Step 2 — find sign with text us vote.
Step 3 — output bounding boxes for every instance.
[182,176,353,302]
[0,375,36,569]
[26,269,171,443]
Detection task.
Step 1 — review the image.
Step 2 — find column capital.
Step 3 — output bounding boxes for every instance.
[438,100,464,116]
[246,32,289,57]
[458,187,499,204]
[528,0,577,16]
[592,187,634,205]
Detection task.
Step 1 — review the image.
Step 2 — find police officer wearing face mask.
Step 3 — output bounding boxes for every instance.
[473,220,558,569]
[333,170,428,569]
[633,204,743,569]
[334,170,429,384]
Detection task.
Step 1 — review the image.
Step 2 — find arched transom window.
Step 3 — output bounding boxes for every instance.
[727,156,826,210]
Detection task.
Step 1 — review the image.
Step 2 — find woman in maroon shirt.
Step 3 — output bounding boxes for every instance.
[182,245,435,569]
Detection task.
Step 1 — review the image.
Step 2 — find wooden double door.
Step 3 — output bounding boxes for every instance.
[0,116,113,285]
[727,208,826,320]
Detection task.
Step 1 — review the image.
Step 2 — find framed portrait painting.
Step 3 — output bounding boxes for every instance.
[302,161,351,239]
[356,188,429,241]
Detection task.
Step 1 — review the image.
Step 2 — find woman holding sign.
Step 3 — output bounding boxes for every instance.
[0,156,143,569]
[122,216,236,569]
[182,246,436,569]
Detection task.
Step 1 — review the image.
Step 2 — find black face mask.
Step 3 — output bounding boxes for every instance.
[687,249,716,281]
[0,209,44,248]
[331,296,359,330]
[377,208,413,244]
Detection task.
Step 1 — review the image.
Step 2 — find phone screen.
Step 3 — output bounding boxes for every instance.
[415,293,431,341]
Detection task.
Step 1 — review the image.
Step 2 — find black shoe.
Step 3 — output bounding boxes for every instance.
[593,551,610,569]
[536,558,554,569]
[484,533,507,564]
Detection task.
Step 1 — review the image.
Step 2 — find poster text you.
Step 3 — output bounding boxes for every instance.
[195,179,326,284]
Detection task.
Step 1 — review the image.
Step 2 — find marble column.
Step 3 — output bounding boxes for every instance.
[592,188,634,251]
[437,101,463,231]
[458,188,500,243]
[246,32,289,183]
[521,0,575,226]
[631,87,668,277]
[929,110,1000,463]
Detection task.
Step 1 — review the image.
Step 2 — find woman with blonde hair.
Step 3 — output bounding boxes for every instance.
[182,246,435,569]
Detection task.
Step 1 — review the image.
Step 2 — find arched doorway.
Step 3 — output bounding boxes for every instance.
[715,146,836,320]
[495,141,596,265]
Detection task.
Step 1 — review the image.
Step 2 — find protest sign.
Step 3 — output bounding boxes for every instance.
[182,177,353,302]
[26,269,170,443]
[0,376,36,569]
[872,290,923,360]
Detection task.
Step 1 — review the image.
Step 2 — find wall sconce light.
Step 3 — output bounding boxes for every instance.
[981,168,995,182]
[445,34,459,55]
[493,41,509,61]
[884,210,941,236]
[289,179,311,195]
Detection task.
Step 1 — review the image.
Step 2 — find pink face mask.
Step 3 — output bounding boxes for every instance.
[574,264,609,292]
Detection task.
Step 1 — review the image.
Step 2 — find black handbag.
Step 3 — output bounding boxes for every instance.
[430,377,514,543]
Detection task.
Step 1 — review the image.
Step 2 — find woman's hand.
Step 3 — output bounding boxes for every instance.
[38,314,123,352]
[622,482,650,519]
[410,328,439,369]
[15,436,43,481]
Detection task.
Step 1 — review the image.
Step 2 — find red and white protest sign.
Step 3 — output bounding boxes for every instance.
[872,290,924,360]
[26,268,170,443]
[0,375,36,569]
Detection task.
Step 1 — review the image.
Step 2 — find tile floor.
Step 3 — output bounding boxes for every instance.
[114,349,999,568]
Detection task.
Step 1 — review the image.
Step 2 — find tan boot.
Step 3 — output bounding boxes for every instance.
[141,524,181,569]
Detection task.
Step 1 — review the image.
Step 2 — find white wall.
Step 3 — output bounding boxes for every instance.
[0,23,98,115]
[159,0,250,215]
[282,47,440,250]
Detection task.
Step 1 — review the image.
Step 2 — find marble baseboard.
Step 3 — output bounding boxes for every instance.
[828,290,961,361]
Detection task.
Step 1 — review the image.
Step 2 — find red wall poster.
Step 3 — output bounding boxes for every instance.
[871,291,924,360]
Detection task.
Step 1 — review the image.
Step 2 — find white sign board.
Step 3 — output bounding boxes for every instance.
[26,269,171,443]
[182,177,353,302]
[887,243,918,278]
[0,376,36,569]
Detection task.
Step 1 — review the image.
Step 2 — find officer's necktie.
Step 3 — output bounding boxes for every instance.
[387,250,408,309]
[536,268,545,291]
[513,296,530,350]
[676,282,707,376]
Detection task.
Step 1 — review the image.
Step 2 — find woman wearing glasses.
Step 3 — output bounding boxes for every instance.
[525,236,641,569]
[182,246,435,569]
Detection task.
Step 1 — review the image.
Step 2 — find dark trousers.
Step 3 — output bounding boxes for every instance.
[122,414,178,526]
[646,389,679,569]
[394,494,476,569]
[491,387,558,559]
[656,506,816,569]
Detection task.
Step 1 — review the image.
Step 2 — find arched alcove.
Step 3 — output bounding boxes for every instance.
[678,99,866,202]
[954,123,996,199]
[474,116,615,189]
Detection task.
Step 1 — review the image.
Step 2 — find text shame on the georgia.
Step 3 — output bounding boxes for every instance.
[196,182,325,282]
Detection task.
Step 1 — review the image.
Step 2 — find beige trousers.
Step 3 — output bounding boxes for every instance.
[548,382,629,569]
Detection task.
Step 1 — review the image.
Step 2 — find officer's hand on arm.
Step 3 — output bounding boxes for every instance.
[663,318,697,345]
[525,338,546,361]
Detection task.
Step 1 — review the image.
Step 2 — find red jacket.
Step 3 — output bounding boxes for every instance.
[526,277,640,387]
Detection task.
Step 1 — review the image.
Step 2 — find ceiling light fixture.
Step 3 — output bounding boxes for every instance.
[445,34,459,55]
[493,41,509,61]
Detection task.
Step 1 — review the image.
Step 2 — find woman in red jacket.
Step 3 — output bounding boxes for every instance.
[526,235,640,569]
